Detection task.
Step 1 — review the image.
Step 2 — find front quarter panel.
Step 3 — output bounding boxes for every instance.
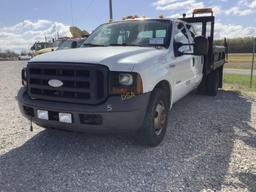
[132,49,174,96]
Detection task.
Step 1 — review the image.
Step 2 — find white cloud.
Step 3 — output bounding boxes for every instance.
[214,22,256,39]
[225,0,256,16]
[153,0,256,17]
[168,13,182,18]
[225,6,253,16]
[0,20,71,52]
[153,0,256,39]
[154,0,204,11]
[153,0,179,6]
[153,0,223,17]
[250,0,256,8]
[212,6,222,15]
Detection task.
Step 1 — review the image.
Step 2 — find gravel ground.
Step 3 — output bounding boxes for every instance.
[0,61,256,192]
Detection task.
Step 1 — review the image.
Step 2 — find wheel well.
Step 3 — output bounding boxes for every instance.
[154,80,171,107]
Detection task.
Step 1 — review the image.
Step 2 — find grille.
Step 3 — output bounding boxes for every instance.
[27,63,108,105]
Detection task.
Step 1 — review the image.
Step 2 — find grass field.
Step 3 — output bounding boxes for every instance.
[223,74,256,95]
[228,53,253,62]
[225,53,255,69]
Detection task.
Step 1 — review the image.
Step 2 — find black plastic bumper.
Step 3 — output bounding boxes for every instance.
[17,88,151,132]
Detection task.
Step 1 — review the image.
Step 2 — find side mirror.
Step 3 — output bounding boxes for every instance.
[193,36,209,55]
[174,36,209,57]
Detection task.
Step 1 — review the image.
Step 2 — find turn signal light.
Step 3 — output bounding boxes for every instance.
[135,74,143,95]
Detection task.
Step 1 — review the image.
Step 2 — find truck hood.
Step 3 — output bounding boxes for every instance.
[30,46,167,71]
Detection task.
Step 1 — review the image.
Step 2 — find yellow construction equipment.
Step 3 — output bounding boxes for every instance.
[31,26,89,56]
[69,26,89,38]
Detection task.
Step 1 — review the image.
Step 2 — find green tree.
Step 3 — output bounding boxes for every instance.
[214,37,255,53]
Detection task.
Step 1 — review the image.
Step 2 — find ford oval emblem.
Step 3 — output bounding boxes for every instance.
[48,79,63,88]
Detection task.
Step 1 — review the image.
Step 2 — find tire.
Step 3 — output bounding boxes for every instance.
[197,76,208,95]
[207,69,220,96]
[138,88,169,147]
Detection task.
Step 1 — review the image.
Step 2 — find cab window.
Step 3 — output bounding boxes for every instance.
[173,22,191,53]
[186,24,197,40]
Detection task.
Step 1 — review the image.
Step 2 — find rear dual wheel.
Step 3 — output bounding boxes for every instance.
[197,69,221,96]
[207,69,220,96]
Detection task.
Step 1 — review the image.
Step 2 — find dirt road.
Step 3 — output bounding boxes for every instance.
[224,69,256,76]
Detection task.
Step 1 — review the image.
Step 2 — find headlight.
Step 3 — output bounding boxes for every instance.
[110,72,143,96]
[119,73,133,86]
[21,68,27,87]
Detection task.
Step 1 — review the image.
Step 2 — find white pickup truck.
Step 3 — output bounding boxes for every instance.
[18,9,225,146]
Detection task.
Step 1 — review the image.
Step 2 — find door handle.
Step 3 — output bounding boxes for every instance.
[169,64,176,68]
[192,58,195,67]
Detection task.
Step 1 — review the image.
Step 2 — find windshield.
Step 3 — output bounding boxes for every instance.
[83,20,171,48]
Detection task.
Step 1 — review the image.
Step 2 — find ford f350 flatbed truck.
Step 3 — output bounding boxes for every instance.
[18,8,225,147]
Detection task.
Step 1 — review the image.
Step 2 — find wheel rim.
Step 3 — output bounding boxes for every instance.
[154,101,167,136]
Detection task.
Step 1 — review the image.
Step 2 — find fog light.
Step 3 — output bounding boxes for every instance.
[59,113,72,124]
[37,110,49,120]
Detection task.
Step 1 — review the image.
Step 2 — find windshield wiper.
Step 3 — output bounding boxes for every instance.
[83,43,106,47]
[84,43,158,48]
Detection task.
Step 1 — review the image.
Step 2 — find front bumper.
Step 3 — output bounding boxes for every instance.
[17,88,151,132]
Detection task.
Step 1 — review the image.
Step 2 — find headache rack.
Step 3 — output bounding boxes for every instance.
[27,62,109,105]
[179,8,225,75]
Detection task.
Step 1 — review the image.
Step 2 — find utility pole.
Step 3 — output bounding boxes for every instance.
[250,38,255,88]
[109,0,113,23]
[70,0,74,26]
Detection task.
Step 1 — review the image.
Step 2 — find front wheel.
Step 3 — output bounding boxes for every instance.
[138,88,169,147]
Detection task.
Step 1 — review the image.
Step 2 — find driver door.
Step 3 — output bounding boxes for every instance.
[171,22,194,103]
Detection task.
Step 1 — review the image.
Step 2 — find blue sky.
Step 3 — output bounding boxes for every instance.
[0,0,256,51]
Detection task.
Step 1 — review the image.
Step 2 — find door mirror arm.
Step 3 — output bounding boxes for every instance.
[173,42,185,57]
